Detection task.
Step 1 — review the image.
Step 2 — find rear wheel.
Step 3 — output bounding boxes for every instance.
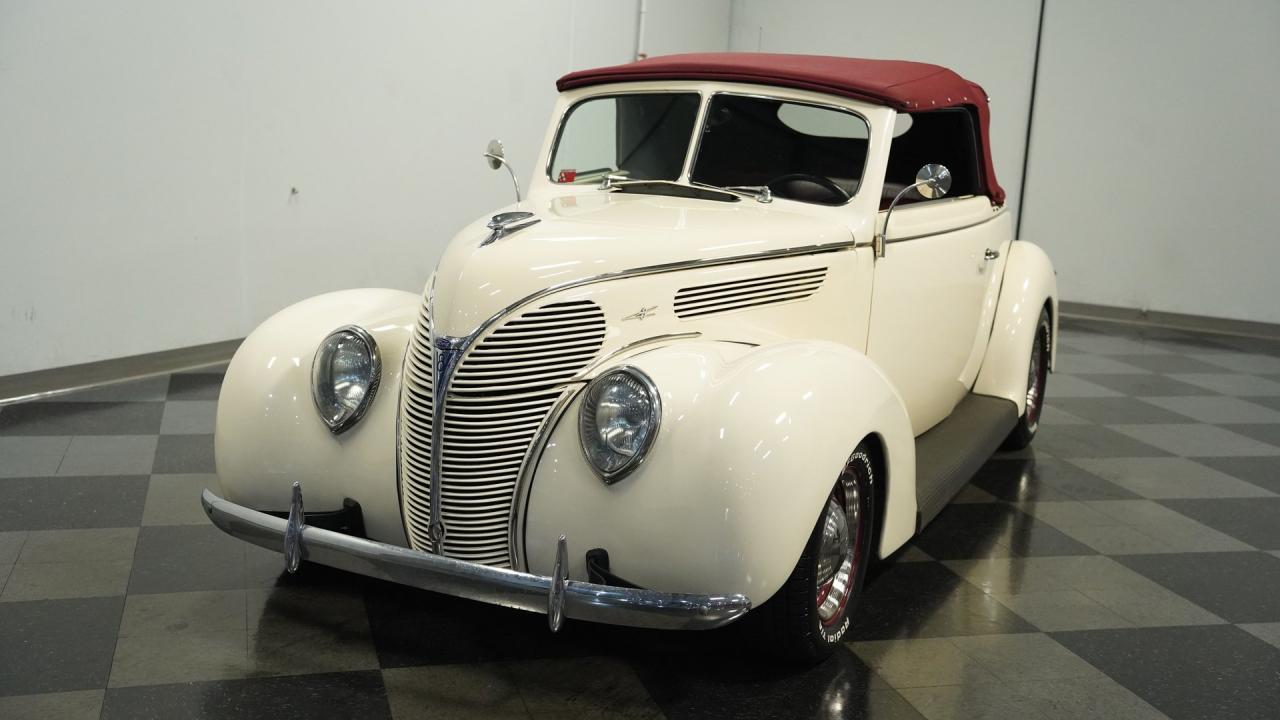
[758,445,875,663]
[1002,307,1052,450]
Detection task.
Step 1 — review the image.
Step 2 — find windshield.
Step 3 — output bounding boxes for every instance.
[549,93,700,185]
[691,95,870,205]
[548,92,871,205]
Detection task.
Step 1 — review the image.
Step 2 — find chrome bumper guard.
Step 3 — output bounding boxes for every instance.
[201,484,751,632]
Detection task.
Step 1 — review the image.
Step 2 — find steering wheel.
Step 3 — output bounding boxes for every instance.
[766,173,851,204]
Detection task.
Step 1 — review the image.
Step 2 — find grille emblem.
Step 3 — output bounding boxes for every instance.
[622,305,658,322]
[433,335,467,408]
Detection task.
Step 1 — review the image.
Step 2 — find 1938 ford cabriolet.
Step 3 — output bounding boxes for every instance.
[204,53,1056,660]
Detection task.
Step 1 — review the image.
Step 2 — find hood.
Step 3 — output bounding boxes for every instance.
[430,191,851,337]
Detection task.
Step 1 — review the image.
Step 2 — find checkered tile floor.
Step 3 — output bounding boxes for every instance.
[2,317,1279,719]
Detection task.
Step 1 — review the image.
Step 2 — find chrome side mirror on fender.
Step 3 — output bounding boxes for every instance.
[482,138,522,203]
[874,163,952,258]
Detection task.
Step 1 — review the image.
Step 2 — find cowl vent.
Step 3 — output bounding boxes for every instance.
[674,267,828,318]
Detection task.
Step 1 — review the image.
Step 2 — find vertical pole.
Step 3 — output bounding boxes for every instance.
[1016,0,1047,240]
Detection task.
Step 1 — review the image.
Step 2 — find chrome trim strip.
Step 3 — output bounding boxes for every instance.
[203,488,750,631]
[312,324,382,435]
[879,205,1008,245]
[470,239,859,343]
[576,332,702,378]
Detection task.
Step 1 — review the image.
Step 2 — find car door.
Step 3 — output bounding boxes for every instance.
[864,108,1011,435]
[866,196,1008,435]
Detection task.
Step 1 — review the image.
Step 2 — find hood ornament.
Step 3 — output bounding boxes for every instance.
[481,211,540,246]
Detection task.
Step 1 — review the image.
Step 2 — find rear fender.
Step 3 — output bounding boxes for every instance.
[974,241,1058,412]
[523,339,916,601]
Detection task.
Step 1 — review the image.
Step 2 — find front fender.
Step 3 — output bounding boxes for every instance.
[974,240,1058,412]
[214,288,417,545]
[522,339,915,602]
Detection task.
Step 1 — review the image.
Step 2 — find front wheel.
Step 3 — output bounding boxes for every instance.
[757,445,875,663]
[1002,307,1052,450]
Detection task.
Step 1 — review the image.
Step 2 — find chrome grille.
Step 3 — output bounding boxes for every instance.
[674,267,827,318]
[399,298,606,567]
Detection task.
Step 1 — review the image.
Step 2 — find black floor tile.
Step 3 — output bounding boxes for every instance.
[1111,353,1239,374]
[1053,625,1280,720]
[913,502,1097,559]
[1084,373,1218,397]
[1244,395,1280,413]
[101,671,392,720]
[0,401,163,436]
[1195,456,1280,494]
[166,373,225,401]
[634,647,923,720]
[129,524,268,593]
[152,434,215,473]
[1220,423,1280,448]
[0,475,148,530]
[847,561,1037,640]
[1116,551,1280,623]
[0,596,124,695]
[1033,424,1173,458]
[1047,397,1193,425]
[364,579,594,667]
[971,457,1139,502]
[1159,498,1280,550]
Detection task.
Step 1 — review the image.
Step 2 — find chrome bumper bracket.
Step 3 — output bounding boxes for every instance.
[201,488,751,631]
[548,534,568,632]
[283,481,304,574]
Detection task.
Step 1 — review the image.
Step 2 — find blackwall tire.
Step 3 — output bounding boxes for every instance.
[1002,307,1052,451]
[756,444,875,663]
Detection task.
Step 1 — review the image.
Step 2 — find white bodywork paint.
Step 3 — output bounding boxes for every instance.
[214,79,1056,606]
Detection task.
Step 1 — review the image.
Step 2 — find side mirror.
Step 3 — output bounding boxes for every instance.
[482,138,522,203]
[483,139,506,171]
[874,163,952,258]
[915,163,952,199]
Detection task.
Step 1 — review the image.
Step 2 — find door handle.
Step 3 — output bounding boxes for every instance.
[983,248,1000,261]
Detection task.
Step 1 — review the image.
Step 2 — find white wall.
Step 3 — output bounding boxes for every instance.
[0,0,729,376]
[728,0,1042,233]
[1019,0,1280,324]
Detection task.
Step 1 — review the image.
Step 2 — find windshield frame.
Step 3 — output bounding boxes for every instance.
[544,89,706,185]
[688,91,873,207]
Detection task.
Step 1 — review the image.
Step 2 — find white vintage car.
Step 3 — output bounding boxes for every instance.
[205,53,1056,660]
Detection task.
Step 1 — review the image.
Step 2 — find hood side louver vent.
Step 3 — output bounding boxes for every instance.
[674,267,828,319]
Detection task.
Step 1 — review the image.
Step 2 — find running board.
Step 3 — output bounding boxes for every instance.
[914,394,1019,527]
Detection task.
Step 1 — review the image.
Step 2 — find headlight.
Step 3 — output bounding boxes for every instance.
[578,366,661,483]
[311,325,381,434]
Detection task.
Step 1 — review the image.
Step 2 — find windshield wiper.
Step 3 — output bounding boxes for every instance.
[603,180,740,203]
[723,185,773,204]
[689,182,772,204]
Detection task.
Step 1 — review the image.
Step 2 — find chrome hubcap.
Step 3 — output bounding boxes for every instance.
[816,481,860,626]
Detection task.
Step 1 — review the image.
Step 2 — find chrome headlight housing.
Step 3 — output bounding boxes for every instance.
[311,325,381,434]
[578,366,661,483]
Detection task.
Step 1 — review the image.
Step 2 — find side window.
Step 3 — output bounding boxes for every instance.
[881,108,982,209]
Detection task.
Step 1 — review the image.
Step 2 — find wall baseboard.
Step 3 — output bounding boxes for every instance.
[1059,301,1280,341]
[0,339,242,406]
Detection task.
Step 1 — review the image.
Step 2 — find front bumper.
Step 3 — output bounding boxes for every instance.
[201,487,751,631]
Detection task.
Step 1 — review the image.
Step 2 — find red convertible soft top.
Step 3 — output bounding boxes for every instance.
[557,53,1005,204]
